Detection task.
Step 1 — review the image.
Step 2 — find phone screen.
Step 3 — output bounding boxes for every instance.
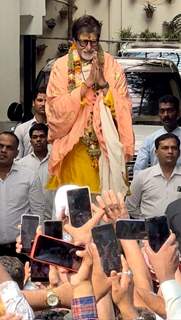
[31,234,84,272]
[30,260,49,283]
[92,224,122,275]
[146,216,170,252]
[116,219,147,240]
[21,215,40,253]
[44,221,62,239]
[67,187,92,227]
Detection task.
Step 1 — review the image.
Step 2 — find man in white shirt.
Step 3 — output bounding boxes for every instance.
[14,87,47,158]
[134,95,181,173]
[19,123,53,219]
[0,131,45,257]
[126,132,181,218]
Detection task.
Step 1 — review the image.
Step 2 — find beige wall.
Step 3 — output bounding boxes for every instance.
[36,0,123,73]
[0,0,20,121]
[36,0,181,75]
[0,0,45,121]
[122,0,181,34]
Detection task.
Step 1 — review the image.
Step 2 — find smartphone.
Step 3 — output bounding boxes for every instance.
[92,223,122,275]
[44,220,62,239]
[21,214,40,253]
[67,187,92,227]
[31,234,84,272]
[30,260,49,283]
[145,216,170,252]
[116,219,147,240]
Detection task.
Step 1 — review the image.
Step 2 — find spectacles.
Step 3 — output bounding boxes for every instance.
[77,39,98,48]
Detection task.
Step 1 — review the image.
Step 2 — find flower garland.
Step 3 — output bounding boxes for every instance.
[67,41,104,93]
[67,41,104,168]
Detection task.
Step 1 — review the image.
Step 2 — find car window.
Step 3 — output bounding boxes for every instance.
[121,51,181,74]
[126,71,181,124]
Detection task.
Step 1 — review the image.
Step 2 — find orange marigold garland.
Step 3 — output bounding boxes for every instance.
[67,41,104,168]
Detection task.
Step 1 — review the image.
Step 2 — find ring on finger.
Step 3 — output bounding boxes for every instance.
[107,204,120,211]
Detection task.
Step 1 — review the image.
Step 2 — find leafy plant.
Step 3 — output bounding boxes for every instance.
[163,14,181,40]
[119,27,136,40]
[139,28,161,41]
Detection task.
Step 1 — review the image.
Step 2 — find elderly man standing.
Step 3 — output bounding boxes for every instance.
[126,133,181,218]
[46,15,134,195]
[0,132,45,257]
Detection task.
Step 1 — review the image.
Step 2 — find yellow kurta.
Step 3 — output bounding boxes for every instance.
[60,141,100,192]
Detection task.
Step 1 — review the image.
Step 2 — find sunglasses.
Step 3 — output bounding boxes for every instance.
[77,39,98,48]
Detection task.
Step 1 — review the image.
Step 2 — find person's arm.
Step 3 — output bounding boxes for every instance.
[120,240,153,293]
[133,138,151,173]
[22,282,73,311]
[145,233,180,320]
[70,246,98,320]
[125,173,142,218]
[160,280,181,320]
[96,294,115,320]
[29,175,46,223]
[111,255,138,320]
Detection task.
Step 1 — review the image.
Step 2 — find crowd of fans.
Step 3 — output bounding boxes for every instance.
[1,13,181,320]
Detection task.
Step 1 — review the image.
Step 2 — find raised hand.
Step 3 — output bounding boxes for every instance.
[145,233,179,284]
[96,190,129,223]
[64,204,105,245]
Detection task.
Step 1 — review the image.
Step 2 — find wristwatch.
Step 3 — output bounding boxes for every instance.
[46,289,60,307]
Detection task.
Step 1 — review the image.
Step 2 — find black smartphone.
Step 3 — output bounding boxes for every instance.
[31,234,84,272]
[116,219,147,240]
[44,220,62,239]
[21,214,40,253]
[67,187,92,227]
[30,260,49,283]
[92,223,122,275]
[146,216,170,252]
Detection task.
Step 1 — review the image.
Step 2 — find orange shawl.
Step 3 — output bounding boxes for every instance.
[46,52,134,183]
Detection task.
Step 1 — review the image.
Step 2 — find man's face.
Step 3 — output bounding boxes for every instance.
[76,32,98,61]
[0,134,18,166]
[30,130,48,153]
[159,102,178,131]
[155,138,180,166]
[33,93,46,115]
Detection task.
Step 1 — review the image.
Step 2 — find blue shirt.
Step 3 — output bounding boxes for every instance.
[134,127,181,173]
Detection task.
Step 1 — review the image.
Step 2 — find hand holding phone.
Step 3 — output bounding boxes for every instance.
[92,223,122,275]
[21,214,40,253]
[31,234,84,272]
[67,187,92,227]
[146,216,170,252]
